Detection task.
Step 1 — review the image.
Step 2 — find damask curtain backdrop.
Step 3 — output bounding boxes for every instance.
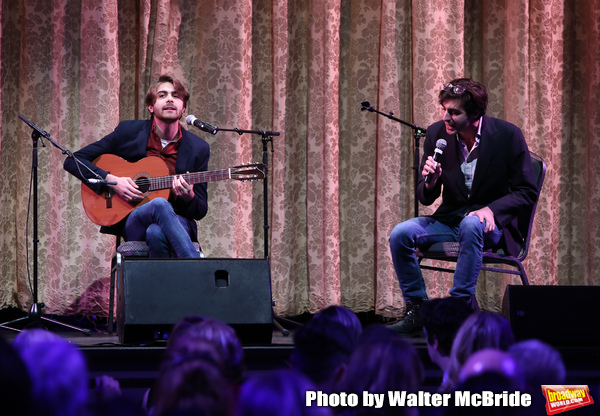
[0,0,598,318]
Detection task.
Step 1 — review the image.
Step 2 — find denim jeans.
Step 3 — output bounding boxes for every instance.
[124,198,200,258]
[389,215,503,302]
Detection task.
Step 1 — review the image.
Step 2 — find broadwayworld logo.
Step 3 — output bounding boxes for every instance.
[542,385,594,414]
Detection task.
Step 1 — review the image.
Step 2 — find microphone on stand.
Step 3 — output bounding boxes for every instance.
[424,139,447,184]
[361,101,373,111]
[186,115,218,135]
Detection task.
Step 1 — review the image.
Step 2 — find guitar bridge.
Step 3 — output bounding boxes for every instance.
[105,189,113,209]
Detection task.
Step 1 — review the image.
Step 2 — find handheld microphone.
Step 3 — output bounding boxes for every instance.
[88,178,118,185]
[186,115,218,135]
[424,139,447,184]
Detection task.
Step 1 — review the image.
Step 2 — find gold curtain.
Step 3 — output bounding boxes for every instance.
[0,0,598,318]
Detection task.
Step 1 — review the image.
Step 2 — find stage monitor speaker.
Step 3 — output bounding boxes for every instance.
[117,258,273,345]
[502,285,600,347]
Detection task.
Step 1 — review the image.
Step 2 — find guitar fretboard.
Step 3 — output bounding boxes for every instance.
[141,169,231,191]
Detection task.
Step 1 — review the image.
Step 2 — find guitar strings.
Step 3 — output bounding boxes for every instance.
[134,166,263,191]
[137,169,232,191]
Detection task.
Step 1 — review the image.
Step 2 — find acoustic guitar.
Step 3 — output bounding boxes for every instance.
[81,154,265,226]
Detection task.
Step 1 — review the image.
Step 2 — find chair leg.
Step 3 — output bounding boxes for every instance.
[108,251,123,334]
[520,268,530,285]
[109,254,116,334]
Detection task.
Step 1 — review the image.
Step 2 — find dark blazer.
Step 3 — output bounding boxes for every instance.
[63,120,210,239]
[416,115,539,257]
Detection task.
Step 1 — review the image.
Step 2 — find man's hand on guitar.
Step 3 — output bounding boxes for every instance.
[173,174,194,201]
[106,174,144,203]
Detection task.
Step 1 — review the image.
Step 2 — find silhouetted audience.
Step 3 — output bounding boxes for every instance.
[147,316,245,416]
[508,339,567,414]
[291,306,361,391]
[236,369,332,416]
[508,339,565,389]
[166,316,245,385]
[442,349,525,416]
[13,328,89,416]
[152,349,233,416]
[0,333,32,416]
[333,326,423,416]
[420,297,474,390]
[458,348,523,388]
[313,305,363,341]
[5,306,591,416]
[441,311,514,392]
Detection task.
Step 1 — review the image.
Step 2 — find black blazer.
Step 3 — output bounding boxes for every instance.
[63,120,210,239]
[416,115,539,257]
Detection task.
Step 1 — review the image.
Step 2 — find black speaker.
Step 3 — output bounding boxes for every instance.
[116,258,273,345]
[502,285,600,347]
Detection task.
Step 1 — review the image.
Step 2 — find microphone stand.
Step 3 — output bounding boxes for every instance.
[361,101,426,217]
[206,125,298,336]
[211,126,278,259]
[0,116,91,335]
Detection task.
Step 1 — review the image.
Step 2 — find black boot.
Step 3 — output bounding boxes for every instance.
[388,301,424,336]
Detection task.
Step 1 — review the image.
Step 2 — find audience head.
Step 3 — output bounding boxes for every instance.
[420,297,474,363]
[508,339,566,389]
[334,328,423,415]
[291,309,359,390]
[236,369,331,416]
[313,305,362,341]
[153,349,232,416]
[12,326,62,349]
[150,316,245,415]
[13,328,89,416]
[459,348,523,387]
[443,311,515,391]
[166,316,245,384]
[0,334,32,416]
[443,349,524,416]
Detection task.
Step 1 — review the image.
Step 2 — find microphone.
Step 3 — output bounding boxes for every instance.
[88,178,118,185]
[186,115,218,135]
[424,139,447,184]
[361,101,372,111]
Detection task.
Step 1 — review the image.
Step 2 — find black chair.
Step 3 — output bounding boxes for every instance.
[415,151,546,287]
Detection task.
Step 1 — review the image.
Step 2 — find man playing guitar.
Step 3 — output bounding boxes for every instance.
[64,75,209,258]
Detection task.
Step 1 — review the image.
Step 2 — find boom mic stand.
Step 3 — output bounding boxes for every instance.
[190,122,297,336]
[0,115,91,336]
[361,101,426,217]
[203,125,278,258]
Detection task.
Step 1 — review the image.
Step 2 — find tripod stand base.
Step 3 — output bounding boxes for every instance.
[0,324,20,333]
[273,315,303,337]
[0,303,92,336]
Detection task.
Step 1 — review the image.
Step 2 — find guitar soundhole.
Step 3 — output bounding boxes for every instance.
[135,176,151,193]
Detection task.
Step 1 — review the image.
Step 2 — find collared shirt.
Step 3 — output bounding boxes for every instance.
[146,119,182,175]
[457,117,483,195]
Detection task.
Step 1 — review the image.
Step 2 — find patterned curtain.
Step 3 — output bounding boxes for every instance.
[0,0,598,319]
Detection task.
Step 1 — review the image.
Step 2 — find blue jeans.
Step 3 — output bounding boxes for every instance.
[389,215,503,302]
[124,198,200,258]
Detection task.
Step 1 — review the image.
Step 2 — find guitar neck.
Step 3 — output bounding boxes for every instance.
[149,169,231,191]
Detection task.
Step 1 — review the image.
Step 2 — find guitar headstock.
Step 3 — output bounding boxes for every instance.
[231,163,267,181]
